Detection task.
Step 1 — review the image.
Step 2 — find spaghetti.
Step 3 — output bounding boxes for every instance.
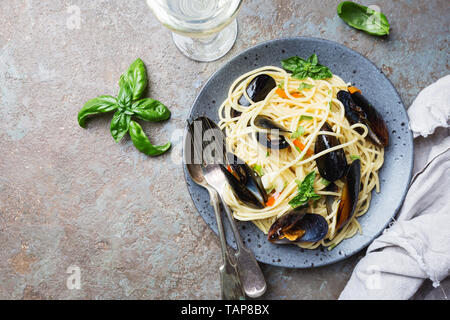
[218,66,384,249]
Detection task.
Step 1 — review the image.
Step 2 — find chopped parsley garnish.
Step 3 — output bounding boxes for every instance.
[291,125,305,139]
[300,115,313,121]
[298,82,314,91]
[253,164,264,176]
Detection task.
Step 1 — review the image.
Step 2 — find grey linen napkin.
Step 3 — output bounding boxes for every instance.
[339,75,450,300]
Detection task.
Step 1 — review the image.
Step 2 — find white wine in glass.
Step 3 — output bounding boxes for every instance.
[146,0,243,62]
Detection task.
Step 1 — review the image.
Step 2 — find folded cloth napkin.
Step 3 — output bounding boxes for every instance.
[339,76,450,300]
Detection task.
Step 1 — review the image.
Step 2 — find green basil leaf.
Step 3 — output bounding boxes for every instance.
[337,1,390,36]
[128,121,171,156]
[131,98,171,122]
[309,65,323,73]
[281,56,305,73]
[292,70,308,80]
[307,54,318,65]
[350,155,361,160]
[77,95,118,128]
[300,171,316,191]
[119,58,148,101]
[117,80,133,109]
[110,111,131,142]
[289,171,321,208]
[283,54,332,80]
[317,67,333,79]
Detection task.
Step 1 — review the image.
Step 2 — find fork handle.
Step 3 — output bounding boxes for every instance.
[208,189,245,300]
[218,193,267,298]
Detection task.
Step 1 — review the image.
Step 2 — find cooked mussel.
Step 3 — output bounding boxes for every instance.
[220,155,268,209]
[254,115,291,133]
[335,159,361,231]
[315,122,348,182]
[226,153,248,184]
[325,182,338,216]
[268,206,328,244]
[337,88,389,147]
[254,115,291,150]
[231,74,277,117]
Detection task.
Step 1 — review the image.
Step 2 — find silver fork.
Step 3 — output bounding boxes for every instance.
[185,122,245,300]
[202,164,267,298]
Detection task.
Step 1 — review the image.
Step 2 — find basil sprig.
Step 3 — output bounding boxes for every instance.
[281,54,332,80]
[129,121,171,156]
[337,1,390,36]
[77,58,171,156]
[288,171,321,208]
[77,95,118,128]
[119,58,148,100]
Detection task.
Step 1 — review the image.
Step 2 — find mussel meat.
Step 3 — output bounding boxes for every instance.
[315,122,348,182]
[268,206,328,244]
[220,155,268,209]
[231,74,277,117]
[254,115,291,150]
[337,88,389,147]
[335,159,361,231]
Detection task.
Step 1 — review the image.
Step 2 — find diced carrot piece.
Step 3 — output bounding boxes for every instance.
[265,191,280,206]
[276,88,301,99]
[293,139,314,157]
[276,88,288,98]
[266,196,276,207]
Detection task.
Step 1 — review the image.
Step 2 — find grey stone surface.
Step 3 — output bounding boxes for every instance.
[0,0,448,300]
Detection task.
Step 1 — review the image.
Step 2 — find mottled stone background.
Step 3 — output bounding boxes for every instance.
[0,0,448,299]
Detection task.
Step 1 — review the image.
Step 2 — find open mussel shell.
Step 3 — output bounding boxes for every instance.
[336,159,361,231]
[225,152,248,184]
[254,116,291,133]
[336,90,362,124]
[255,132,290,150]
[231,74,276,117]
[350,91,389,147]
[254,115,291,150]
[220,155,268,209]
[337,90,389,147]
[315,122,348,182]
[325,183,338,216]
[268,207,328,244]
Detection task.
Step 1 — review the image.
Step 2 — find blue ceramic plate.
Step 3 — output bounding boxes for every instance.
[183,37,413,268]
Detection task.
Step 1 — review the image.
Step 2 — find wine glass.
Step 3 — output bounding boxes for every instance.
[146,0,243,62]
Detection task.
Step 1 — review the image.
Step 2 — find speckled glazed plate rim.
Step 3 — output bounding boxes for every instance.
[182,36,413,268]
